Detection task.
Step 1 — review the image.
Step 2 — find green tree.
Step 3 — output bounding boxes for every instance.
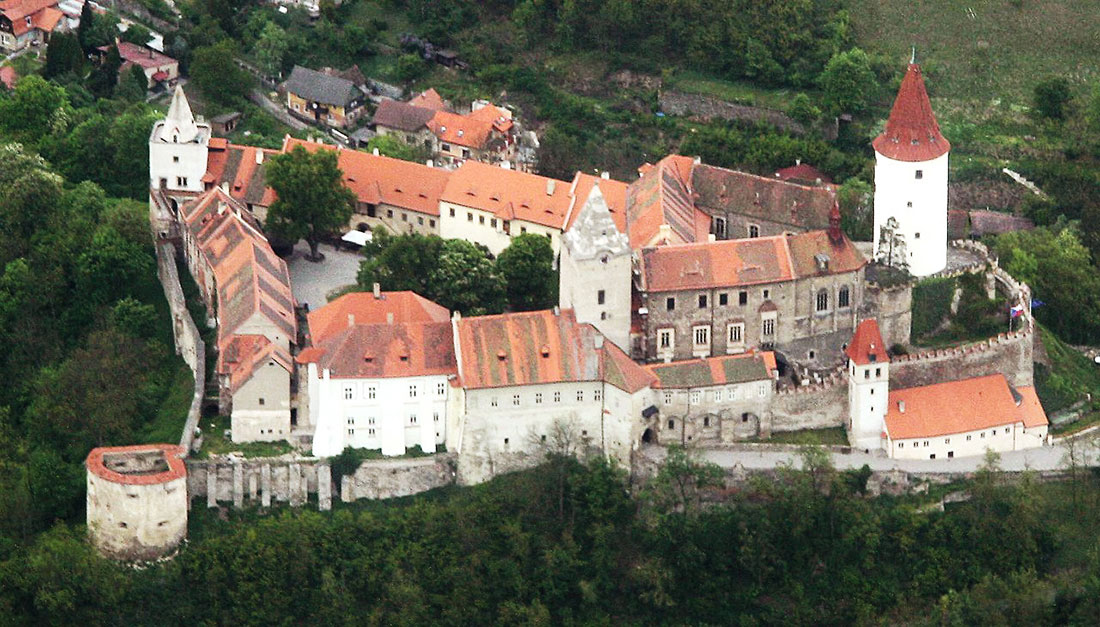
[111,297,158,339]
[0,75,69,146]
[43,32,83,79]
[191,40,254,106]
[88,44,121,98]
[1033,76,1072,120]
[119,23,153,46]
[429,239,505,315]
[838,177,873,241]
[252,21,288,79]
[496,233,557,311]
[266,146,355,261]
[357,229,445,296]
[819,47,876,115]
[641,445,724,520]
[788,92,820,126]
[395,53,428,83]
[76,0,96,52]
[115,64,149,102]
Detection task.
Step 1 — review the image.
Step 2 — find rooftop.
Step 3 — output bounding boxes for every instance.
[646,351,778,388]
[872,63,950,162]
[306,290,450,346]
[441,161,573,230]
[846,319,888,366]
[86,444,187,486]
[284,65,361,108]
[885,374,1048,440]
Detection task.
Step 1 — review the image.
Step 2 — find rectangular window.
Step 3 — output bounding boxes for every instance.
[713,390,722,403]
[739,291,748,306]
[915,170,923,179]
[437,382,446,396]
[698,294,707,308]
[467,212,473,222]
[658,328,673,350]
[693,325,710,346]
[430,219,436,228]
[368,417,375,425]
[258,398,265,406]
[409,385,418,398]
[748,224,760,238]
[663,391,673,404]
[758,383,767,398]
[690,391,701,404]
[513,394,520,406]
[666,297,675,311]
[418,217,424,226]
[594,389,602,402]
[491,397,498,407]
[726,387,737,401]
[368,387,376,399]
[449,208,455,217]
[433,412,439,422]
[719,293,728,306]
[387,209,394,218]
[875,368,881,377]
[762,318,776,337]
[409,415,417,425]
[713,217,727,238]
[348,428,354,435]
[490,218,497,228]
[402,213,408,222]
[535,393,542,404]
[577,390,584,402]
[597,289,606,305]
[727,323,743,344]
[479,215,485,224]
[763,289,770,300]
[442,143,451,152]
[368,428,375,436]
[553,391,561,403]
[344,387,353,400]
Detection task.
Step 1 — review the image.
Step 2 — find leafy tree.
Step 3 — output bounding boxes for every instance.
[252,21,288,79]
[190,40,254,106]
[819,47,876,115]
[266,146,355,261]
[365,133,430,163]
[115,64,149,102]
[429,239,505,315]
[495,233,557,311]
[788,92,821,126]
[83,10,121,51]
[838,177,873,241]
[88,44,121,98]
[76,0,96,52]
[641,446,724,520]
[119,23,154,46]
[0,75,69,146]
[111,297,158,339]
[357,229,445,296]
[395,53,428,83]
[76,225,155,307]
[1033,76,1072,120]
[44,32,83,79]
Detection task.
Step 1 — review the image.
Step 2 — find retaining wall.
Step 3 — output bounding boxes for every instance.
[155,241,205,453]
[767,368,848,435]
[340,454,456,501]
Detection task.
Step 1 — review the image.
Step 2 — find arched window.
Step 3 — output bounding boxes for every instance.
[838,285,850,308]
[815,289,829,312]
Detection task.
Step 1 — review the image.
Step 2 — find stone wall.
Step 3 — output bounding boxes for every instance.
[659,90,805,135]
[155,241,205,454]
[766,370,848,435]
[186,457,330,510]
[862,282,912,349]
[340,454,456,501]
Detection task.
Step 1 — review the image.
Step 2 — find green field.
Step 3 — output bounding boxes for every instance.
[849,0,1100,102]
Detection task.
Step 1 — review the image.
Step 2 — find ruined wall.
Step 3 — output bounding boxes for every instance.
[186,457,330,510]
[766,370,848,435]
[155,241,205,453]
[659,90,805,135]
[340,454,456,501]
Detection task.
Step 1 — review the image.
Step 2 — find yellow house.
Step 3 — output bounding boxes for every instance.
[284,65,365,128]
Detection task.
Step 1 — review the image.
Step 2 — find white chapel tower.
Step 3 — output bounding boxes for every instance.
[846,319,890,450]
[559,184,632,351]
[149,86,210,194]
[872,61,950,277]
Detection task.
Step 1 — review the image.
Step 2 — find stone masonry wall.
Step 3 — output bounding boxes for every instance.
[155,241,205,454]
[659,90,806,135]
[340,454,456,501]
[766,369,848,435]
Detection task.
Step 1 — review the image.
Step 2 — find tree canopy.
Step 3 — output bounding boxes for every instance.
[266,146,356,261]
[495,233,557,311]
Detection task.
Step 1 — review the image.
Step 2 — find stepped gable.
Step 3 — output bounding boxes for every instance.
[885,374,1047,439]
[296,321,455,379]
[846,319,888,365]
[626,154,709,248]
[283,137,449,216]
[217,334,292,394]
[645,351,778,388]
[306,291,450,345]
[441,161,573,229]
[692,163,837,230]
[455,309,652,392]
[562,183,630,260]
[872,63,949,162]
[566,172,628,232]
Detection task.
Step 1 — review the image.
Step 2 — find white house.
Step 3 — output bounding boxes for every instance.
[872,61,949,277]
[298,290,456,457]
[884,374,1049,460]
[450,308,657,485]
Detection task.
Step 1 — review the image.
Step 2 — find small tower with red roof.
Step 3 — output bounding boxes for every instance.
[846,319,890,450]
[872,60,949,277]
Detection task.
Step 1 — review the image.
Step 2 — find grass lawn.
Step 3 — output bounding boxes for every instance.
[849,0,1100,103]
[756,427,849,446]
[1036,323,1100,415]
[666,70,811,110]
[193,414,295,459]
[911,276,956,338]
[138,361,195,445]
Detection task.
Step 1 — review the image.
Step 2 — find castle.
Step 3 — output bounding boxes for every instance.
[85,63,1049,560]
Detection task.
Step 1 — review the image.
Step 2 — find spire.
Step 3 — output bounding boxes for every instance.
[157,85,200,144]
[828,199,843,244]
[563,183,630,259]
[871,62,949,162]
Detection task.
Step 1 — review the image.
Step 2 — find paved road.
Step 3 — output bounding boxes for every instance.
[286,241,362,310]
[644,431,1100,474]
[250,88,311,132]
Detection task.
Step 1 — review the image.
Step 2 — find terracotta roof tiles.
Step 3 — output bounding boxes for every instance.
[297,321,456,379]
[306,291,450,346]
[846,319,888,366]
[885,374,1048,440]
[441,161,573,229]
[216,334,292,394]
[645,351,777,388]
[85,444,187,486]
[872,64,949,162]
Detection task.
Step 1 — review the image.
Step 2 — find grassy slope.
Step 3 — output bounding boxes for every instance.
[1035,323,1100,418]
[848,0,1100,102]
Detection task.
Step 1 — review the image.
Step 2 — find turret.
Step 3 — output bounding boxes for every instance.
[872,61,949,277]
[559,184,632,350]
[149,86,210,194]
[846,319,890,450]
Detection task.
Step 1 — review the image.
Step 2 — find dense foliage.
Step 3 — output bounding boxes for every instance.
[266,145,357,260]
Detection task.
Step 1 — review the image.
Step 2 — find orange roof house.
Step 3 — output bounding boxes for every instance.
[0,0,63,40]
[296,320,455,379]
[454,309,654,393]
[565,172,629,232]
[202,141,280,210]
[872,63,949,162]
[441,160,574,230]
[216,334,293,395]
[306,290,450,346]
[408,88,448,111]
[0,65,15,89]
[884,374,1048,440]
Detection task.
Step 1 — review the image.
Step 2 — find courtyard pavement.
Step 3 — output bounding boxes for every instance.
[286,241,363,310]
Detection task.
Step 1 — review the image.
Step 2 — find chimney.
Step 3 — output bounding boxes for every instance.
[546,179,556,196]
[255,150,264,165]
[552,306,560,316]
[452,310,461,320]
[658,223,671,242]
[708,233,716,243]
[220,181,229,193]
[426,159,433,168]
[347,314,355,328]
[796,158,801,166]
[372,282,381,298]
[600,171,610,180]
[593,335,604,349]
[496,350,507,361]
[386,312,394,325]
[898,400,906,414]
[540,345,550,357]
[372,148,380,156]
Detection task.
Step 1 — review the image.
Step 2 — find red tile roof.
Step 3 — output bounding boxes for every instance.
[466,102,514,134]
[692,163,837,231]
[846,319,888,366]
[774,163,832,185]
[566,173,629,232]
[0,65,17,89]
[645,351,777,388]
[112,41,177,69]
[283,137,449,216]
[370,99,437,133]
[296,321,455,379]
[872,64,949,162]
[427,109,494,149]
[203,142,280,207]
[885,374,1048,440]
[639,230,864,293]
[216,334,292,394]
[85,444,187,486]
[626,154,705,248]
[1,0,59,35]
[306,290,450,346]
[441,160,573,229]
[408,88,447,111]
[454,309,654,392]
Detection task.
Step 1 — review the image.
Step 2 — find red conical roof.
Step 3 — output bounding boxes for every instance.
[846,319,888,366]
[872,64,949,162]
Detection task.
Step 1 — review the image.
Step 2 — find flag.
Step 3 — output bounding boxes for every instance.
[1009,305,1024,318]
[1031,299,1045,308]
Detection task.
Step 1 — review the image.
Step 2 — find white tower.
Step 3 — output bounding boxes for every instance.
[559,184,632,351]
[846,319,890,450]
[149,86,210,194]
[872,62,950,277]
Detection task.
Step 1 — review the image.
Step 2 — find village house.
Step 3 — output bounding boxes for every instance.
[297,289,455,458]
[644,351,779,445]
[284,65,366,128]
[107,41,178,90]
[370,88,446,151]
[450,308,656,485]
[0,0,64,52]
